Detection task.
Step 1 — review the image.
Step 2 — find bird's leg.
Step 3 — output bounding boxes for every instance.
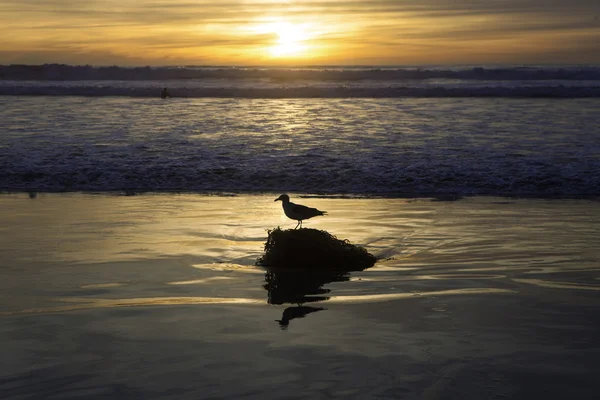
[295,221,300,229]
[299,220,303,229]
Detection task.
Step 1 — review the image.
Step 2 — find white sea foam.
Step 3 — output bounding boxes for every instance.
[0,96,598,197]
[2,64,600,81]
[1,65,599,98]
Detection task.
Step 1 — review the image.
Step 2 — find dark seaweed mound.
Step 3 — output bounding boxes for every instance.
[256,227,377,270]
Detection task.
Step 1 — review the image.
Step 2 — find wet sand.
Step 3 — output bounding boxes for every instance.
[1,194,599,399]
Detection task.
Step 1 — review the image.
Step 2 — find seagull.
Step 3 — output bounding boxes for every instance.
[274,194,327,229]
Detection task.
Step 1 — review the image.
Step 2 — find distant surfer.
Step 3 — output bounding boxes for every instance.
[161,87,171,99]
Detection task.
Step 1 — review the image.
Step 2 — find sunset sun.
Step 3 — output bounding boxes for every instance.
[260,21,309,58]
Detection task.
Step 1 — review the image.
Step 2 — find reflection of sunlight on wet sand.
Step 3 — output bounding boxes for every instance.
[458,266,535,272]
[168,277,235,285]
[80,283,125,289]
[522,267,600,275]
[514,278,600,291]
[2,194,600,325]
[367,265,418,272]
[325,288,515,303]
[349,273,505,282]
[1,288,514,316]
[1,192,599,400]
[192,263,264,274]
[459,266,600,276]
[0,194,284,264]
[0,296,264,316]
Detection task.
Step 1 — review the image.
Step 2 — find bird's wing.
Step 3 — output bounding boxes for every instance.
[291,203,310,213]
[291,203,326,216]
[291,204,314,213]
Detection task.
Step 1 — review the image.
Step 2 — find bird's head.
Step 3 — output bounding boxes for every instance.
[274,194,290,203]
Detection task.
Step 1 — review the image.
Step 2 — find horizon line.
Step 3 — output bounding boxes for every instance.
[3,63,600,69]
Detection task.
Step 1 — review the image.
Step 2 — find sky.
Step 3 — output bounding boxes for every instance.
[1,0,599,66]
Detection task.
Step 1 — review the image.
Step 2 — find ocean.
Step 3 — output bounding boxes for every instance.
[1,65,599,399]
[1,64,600,98]
[1,67,600,197]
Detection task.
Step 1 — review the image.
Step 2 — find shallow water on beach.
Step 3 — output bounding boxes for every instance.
[1,194,599,399]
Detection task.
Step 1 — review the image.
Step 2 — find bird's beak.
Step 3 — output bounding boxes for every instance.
[274,197,281,202]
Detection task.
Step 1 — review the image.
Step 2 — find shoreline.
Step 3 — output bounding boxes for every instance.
[2,190,599,202]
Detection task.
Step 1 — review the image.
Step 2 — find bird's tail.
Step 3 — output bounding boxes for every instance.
[320,211,328,216]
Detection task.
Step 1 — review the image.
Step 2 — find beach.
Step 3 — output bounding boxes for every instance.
[1,193,599,399]
[1,88,599,398]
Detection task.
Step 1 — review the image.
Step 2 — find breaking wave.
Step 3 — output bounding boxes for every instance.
[3,64,600,81]
[3,156,599,197]
[1,95,599,198]
[1,64,600,98]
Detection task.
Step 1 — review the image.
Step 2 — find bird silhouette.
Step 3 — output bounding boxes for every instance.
[274,194,327,229]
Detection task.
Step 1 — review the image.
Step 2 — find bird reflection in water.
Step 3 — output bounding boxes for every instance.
[275,306,325,329]
[263,268,353,329]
